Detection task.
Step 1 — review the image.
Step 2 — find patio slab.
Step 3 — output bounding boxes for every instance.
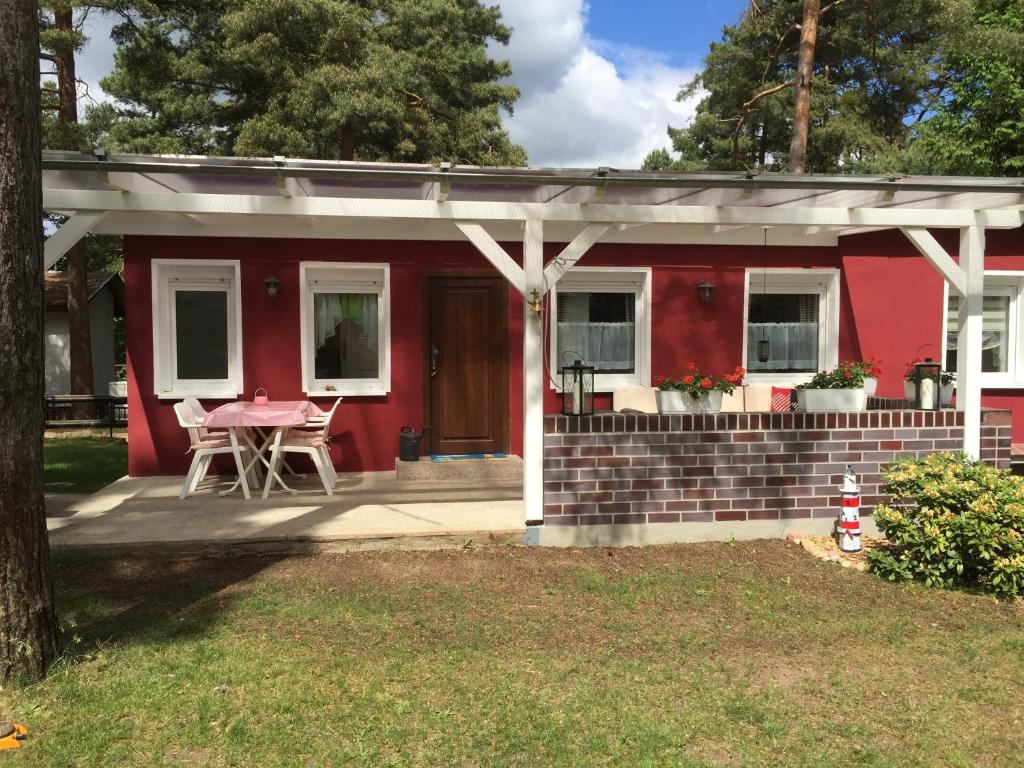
[47,473,526,554]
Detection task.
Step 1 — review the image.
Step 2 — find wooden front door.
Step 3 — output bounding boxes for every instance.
[427,276,509,455]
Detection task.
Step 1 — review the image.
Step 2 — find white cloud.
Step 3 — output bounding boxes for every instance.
[494,0,700,169]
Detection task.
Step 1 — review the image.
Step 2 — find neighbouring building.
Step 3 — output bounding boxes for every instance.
[44,271,125,396]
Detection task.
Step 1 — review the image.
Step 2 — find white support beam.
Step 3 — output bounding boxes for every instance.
[522,219,545,526]
[454,222,525,294]
[957,225,986,458]
[42,189,1024,229]
[901,227,968,297]
[43,211,106,269]
[276,175,307,198]
[542,224,611,290]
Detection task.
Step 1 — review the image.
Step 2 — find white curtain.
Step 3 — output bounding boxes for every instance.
[746,322,817,371]
[558,321,634,371]
[314,293,377,348]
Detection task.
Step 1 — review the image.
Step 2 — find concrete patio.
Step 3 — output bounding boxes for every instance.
[46,472,525,554]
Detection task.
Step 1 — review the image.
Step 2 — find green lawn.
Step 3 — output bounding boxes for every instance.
[4,542,1023,767]
[44,437,128,494]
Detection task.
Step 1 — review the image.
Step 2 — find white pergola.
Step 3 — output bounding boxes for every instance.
[41,151,1024,525]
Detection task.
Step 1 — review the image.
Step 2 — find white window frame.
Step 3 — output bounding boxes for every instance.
[742,268,840,386]
[152,259,243,399]
[300,262,391,397]
[548,267,651,393]
[941,271,1024,389]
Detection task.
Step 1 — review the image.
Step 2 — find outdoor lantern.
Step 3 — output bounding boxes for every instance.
[562,359,594,417]
[697,281,715,305]
[263,275,281,298]
[914,357,942,411]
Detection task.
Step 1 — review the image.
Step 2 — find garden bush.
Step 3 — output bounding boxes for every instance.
[869,452,1024,597]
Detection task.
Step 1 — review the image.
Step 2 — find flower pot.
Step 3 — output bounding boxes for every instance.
[904,380,954,406]
[864,377,878,396]
[796,388,866,412]
[656,390,724,414]
[108,381,127,397]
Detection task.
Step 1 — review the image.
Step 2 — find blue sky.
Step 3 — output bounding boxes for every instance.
[73,0,749,168]
[585,0,749,69]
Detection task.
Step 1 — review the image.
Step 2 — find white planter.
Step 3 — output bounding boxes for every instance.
[796,388,866,412]
[904,380,954,406]
[657,389,724,414]
[108,381,127,397]
[864,377,878,396]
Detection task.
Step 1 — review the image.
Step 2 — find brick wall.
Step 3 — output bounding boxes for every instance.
[543,409,1012,527]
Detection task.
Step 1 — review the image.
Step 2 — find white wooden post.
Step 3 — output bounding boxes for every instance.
[523,220,545,525]
[957,224,986,458]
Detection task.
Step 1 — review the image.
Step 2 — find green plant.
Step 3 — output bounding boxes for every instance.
[656,364,745,399]
[868,452,1024,597]
[795,360,866,390]
[852,357,882,379]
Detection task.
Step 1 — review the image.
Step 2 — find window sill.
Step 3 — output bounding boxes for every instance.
[157,388,241,400]
[305,387,388,398]
[551,374,647,393]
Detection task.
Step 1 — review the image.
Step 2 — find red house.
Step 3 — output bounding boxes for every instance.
[42,152,1023,543]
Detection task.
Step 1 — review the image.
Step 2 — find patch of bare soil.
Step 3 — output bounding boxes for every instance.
[790,532,885,571]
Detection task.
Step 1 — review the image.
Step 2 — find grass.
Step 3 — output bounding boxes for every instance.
[3,541,1024,767]
[43,437,127,494]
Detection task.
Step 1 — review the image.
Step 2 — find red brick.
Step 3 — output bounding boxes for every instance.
[648,512,681,523]
[715,510,747,522]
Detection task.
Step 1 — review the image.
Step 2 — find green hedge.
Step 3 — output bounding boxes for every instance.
[869,452,1024,597]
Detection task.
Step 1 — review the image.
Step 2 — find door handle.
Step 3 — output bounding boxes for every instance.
[430,344,441,377]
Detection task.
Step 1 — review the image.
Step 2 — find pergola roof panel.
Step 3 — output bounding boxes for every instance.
[41,151,1023,245]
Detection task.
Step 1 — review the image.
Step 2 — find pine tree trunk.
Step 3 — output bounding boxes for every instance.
[54,8,94,401]
[788,0,820,174]
[340,124,356,161]
[0,0,60,684]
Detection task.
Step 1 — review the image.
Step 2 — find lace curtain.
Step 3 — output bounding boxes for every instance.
[746,322,817,372]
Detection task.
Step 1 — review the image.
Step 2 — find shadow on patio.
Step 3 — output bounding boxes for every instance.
[47,472,526,554]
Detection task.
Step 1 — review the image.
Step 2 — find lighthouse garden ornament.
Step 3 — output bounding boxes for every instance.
[655,365,745,414]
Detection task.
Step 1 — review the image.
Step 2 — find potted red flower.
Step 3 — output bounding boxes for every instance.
[851,357,882,396]
[795,360,868,412]
[656,364,745,414]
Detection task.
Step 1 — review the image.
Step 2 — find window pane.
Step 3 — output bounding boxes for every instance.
[314,293,379,380]
[175,290,228,380]
[747,293,819,373]
[946,294,1011,373]
[557,291,635,374]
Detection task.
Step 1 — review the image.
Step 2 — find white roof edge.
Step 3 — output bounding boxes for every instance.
[41,150,1024,196]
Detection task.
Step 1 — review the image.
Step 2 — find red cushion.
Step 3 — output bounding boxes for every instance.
[770,387,792,412]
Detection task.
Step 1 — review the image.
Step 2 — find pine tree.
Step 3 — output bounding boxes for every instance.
[1,0,60,685]
[95,0,526,166]
[647,0,966,173]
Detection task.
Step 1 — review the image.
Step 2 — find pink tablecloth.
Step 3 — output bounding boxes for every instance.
[204,400,323,429]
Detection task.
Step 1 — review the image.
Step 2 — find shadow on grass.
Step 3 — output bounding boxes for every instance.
[51,549,286,652]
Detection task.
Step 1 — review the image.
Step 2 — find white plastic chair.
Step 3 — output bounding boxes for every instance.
[276,398,343,494]
[173,401,253,499]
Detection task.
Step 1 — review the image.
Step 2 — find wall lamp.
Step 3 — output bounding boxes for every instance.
[697,281,715,305]
[263,276,281,298]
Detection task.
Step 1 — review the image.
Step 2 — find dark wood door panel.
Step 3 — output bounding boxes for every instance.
[427,277,508,455]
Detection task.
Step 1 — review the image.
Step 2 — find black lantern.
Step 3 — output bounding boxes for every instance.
[914,357,942,411]
[562,360,594,417]
[697,281,715,304]
[262,275,281,298]
[757,338,770,363]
